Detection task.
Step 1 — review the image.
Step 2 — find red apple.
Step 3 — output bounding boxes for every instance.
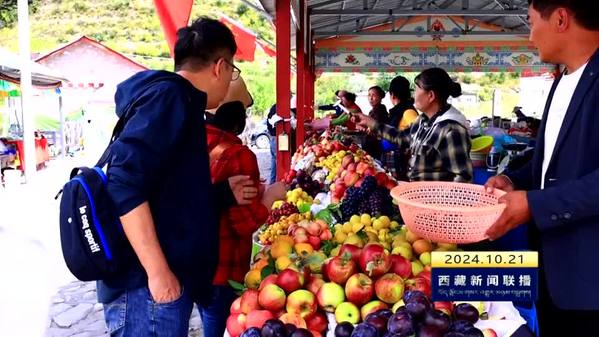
[279,312,308,329]
[307,222,322,236]
[389,254,412,279]
[246,310,274,329]
[339,244,362,264]
[482,328,499,337]
[374,273,404,304]
[305,311,328,333]
[360,300,388,321]
[319,229,333,241]
[310,330,323,337]
[240,289,260,314]
[356,162,370,175]
[277,269,305,293]
[286,289,317,318]
[230,297,242,314]
[359,243,391,278]
[343,171,360,187]
[317,282,345,312]
[406,276,432,298]
[342,154,354,169]
[308,235,322,250]
[385,180,398,190]
[306,276,326,295]
[226,313,246,337]
[419,270,432,284]
[345,273,374,306]
[374,172,389,186]
[434,301,453,316]
[325,253,357,285]
[355,177,364,188]
[347,163,357,172]
[259,274,279,291]
[258,284,286,311]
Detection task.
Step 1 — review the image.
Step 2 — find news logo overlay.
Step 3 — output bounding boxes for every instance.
[431,252,538,302]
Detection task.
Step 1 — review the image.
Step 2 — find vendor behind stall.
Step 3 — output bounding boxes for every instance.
[362,86,388,159]
[353,68,472,182]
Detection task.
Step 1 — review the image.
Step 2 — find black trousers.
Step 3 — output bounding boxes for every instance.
[537,269,599,337]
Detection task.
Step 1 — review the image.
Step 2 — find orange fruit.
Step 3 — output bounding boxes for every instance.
[270,240,293,259]
[252,258,269,271]
[294,243,314,256]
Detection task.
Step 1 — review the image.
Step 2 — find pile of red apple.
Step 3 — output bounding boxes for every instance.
[293,140,350,164]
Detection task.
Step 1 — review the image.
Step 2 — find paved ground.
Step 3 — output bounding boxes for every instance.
[0,147,271,337]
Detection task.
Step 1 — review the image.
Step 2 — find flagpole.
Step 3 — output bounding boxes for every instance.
[18,0,36,182]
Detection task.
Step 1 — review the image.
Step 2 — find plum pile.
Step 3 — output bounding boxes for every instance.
[290,170,322,197]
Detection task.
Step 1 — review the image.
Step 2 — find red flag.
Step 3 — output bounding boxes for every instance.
[153,0,194,56]
[258,40,277,58]
[220,15,257,62]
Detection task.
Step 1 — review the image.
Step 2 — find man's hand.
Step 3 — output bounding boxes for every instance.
[262,182,287,208]
[484,175,515,193]
[485,191,531,240]
[228,175,258,205]
[148,269,181,304]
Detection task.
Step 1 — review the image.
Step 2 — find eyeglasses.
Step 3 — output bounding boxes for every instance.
[223,59,241,81]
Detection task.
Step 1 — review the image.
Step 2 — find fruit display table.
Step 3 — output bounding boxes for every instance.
[226,128,530,337]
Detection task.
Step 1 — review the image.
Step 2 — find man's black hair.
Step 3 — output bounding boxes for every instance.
[174,17,238,71]
[528,0,599,31]
[207,101,247,135]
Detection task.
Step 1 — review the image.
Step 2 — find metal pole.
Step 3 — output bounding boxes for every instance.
[59,91,65,158]
[18,0,36,182]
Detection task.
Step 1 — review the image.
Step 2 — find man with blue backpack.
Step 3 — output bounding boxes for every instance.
[63,18,258,337]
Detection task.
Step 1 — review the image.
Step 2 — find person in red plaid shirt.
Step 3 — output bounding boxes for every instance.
[200,100,286,337]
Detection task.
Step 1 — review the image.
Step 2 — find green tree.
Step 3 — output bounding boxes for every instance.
[0,0,37,28]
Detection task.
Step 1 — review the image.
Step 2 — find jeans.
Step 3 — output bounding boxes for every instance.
[103,286,193,337]
[196,285,238,337]
[269,135,277,184]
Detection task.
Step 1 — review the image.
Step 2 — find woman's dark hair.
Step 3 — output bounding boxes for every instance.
[341,91,357,102]
[415,68,462,103]
[528,0,599,31]
[368,86,386,99]
[388,76,413,104]
[208,101,247,135]
[174,17,238,71]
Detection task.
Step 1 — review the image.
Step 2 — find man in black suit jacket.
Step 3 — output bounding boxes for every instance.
[485,0,599,335]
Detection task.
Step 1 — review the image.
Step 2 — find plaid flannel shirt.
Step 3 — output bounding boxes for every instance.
[374,106,473,182]
[206,125,269,285]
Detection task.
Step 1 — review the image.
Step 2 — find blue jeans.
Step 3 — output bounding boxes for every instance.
[197,285,238,337]
[103,286,193,337]
[269,135,277,184]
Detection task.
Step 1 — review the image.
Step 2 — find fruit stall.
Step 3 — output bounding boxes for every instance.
[225,128,530,337]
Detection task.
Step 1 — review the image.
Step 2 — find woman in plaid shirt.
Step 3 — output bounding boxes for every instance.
[354,68,473,182]
[201,101,286,337]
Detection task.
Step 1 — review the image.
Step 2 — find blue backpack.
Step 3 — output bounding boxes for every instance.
[57,113,133,281]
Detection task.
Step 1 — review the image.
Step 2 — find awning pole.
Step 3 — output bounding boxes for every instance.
[18,0,36,182]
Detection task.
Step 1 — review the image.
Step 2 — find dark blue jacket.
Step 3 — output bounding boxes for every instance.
[97,70,234,304]
[507,48,599,310]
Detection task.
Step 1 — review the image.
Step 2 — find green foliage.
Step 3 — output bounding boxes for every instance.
[0,0,38,29]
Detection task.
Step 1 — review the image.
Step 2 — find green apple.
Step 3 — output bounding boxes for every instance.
[335,302,360,324]
[392,246,413,260]
[419,252,432,266]
[411,260,424,276]
[317,282,345,312]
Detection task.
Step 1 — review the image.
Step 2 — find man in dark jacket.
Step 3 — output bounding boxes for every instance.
[99,18,257,337]
[485,1,599,334]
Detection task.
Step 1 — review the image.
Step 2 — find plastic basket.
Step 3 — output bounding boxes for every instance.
[390,182,506,243]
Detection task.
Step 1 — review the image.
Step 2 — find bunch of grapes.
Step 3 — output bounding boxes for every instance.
[266,202,298,225]
[290,169,322,197]
[339,176,398,221]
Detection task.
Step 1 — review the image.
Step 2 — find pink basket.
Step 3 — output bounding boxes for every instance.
[390,182,506,243]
